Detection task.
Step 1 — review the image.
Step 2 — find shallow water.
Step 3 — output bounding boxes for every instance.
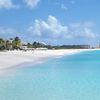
[0,51,100,100]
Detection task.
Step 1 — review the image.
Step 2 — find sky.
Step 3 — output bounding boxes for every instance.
[0,0,100,45]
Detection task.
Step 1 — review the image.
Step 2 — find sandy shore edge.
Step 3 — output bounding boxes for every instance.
[0,49,99,70]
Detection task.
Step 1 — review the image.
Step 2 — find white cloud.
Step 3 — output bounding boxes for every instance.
[0,0,19,9]
[0,27,21,38]
[28,15,68,38]
[24,0,40,8]
[0,27,16,34]
[69,22,98,38]
[83,28,97,38]
[61,4,68,10]
[27,16,98,40]
[55,2,68,11]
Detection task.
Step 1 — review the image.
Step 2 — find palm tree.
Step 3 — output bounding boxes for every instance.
[27,43,32,48]
[6,40,12,50]
[0,38,6,50]
[12,37,21,49]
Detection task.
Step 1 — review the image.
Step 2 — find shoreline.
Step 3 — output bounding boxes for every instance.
[0,49,100,71]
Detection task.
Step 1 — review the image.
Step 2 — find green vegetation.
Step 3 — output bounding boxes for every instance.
[53,45,90,49]
[0,37,21,51]
[0,38,6,50]
[0,37,52,51]
[6,40,12,50]
[0,36,91,51]
[27,42,52,49]
[12,37,21,50]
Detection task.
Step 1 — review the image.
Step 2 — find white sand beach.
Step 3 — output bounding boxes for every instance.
[0,49,98,70]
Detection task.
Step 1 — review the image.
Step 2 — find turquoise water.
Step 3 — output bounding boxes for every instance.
[0,51,100,100]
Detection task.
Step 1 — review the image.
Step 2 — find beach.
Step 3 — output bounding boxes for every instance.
[0,49,100,100]
[0,49,98,70]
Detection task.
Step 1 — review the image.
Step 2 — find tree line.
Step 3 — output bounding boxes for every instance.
[0,37,52,51]
[0,36,91,51]
[0,37,21,50]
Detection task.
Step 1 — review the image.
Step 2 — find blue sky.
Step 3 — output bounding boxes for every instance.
[0,0,100,45]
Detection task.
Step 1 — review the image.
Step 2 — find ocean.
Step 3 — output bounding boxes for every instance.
[0,50,100,100]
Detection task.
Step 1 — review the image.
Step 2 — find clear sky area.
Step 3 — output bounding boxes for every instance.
[0,0,100,45]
